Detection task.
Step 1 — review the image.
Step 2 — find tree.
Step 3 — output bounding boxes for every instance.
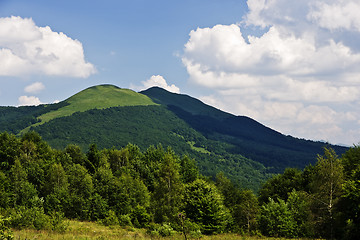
[0,132,20,171]
[232,190,259,233]
[65,164,94,220]
[0,171,11,209]
[86,144,101,174]
[183,179,230,234]
[64,144,86,166]
[258,198,296,237]
[341,145,360,239]
[44,163,69,213]
[287,190,314,237]
[10,159,38,207]
[152,152,184,223]
[180,155,199,183]
[258,168,304,204]
[310,147,343,239]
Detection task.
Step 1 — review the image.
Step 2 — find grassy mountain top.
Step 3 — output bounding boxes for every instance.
[39,84,156,122]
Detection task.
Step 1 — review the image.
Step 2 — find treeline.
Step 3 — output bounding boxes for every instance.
[0,131,359,239]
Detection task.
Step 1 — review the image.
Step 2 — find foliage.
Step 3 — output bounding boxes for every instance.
[0,214,13,240]
[183,179,230,234]
[100,210,119,226]
[152,151,184,223]
[2,84,348,193]
[310,147,343,238]
[258,198,296,238]
[258,168,304,204]
[7,206,51,230]
[0,131,358,239]
[341,145,360,239]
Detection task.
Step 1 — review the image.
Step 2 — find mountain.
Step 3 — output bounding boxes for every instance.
[0,84,348,190]
[141,87,347,171]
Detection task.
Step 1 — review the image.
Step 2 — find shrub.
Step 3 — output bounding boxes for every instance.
[8,206,51,230]
[158,223,176,237]
[0,214,13,240]
[49,211,68,233]
[100,210,119,226]
[118,214,132,227]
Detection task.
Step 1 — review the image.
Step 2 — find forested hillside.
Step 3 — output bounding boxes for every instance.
[0,84,348,191]
[141,87,348,172]
[0,132,359,239]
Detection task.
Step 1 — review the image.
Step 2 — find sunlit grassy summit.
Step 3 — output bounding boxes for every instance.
[36,84,157,126]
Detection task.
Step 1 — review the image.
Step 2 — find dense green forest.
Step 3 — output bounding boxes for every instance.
[1,131,359,239]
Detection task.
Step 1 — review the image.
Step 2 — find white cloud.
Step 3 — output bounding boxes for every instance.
[0,16,96,78]
[18,95,42,106]
[182,0,360,145]
[141,75,180,93]
[308,1,360,32]
[24,82,45,94]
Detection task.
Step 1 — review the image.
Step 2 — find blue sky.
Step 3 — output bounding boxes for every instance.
[1,0,360,146]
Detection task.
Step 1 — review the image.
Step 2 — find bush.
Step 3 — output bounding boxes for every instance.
[100,210,119,226]
[158,223,176,237]
[0,214,13,240]
[130,205,150,228]
[258,198,296,237]
[8,206,51,230]
[118,214,132,227]
[49,211,68,233]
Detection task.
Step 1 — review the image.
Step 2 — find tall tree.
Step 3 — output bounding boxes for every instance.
[183,179,230,234]
[310,148,343,239]
[152,152,184,223]
[44,163,69,213]
[0,132,20,171]
[341,145,360,239]
[65,164,94,220]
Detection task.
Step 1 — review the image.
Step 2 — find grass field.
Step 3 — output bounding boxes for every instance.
[13,220,320,240]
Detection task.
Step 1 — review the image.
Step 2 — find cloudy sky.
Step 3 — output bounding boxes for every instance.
[1,0,360,146]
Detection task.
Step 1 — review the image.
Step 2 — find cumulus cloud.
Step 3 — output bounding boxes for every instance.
[308,1,360,32]
[0,16,96,78]
[182,0,360,145]
[24,82,45,94]
[141,75,180,93]
[18,95,42,106]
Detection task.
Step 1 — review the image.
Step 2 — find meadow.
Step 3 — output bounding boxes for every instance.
[13,220,314,240]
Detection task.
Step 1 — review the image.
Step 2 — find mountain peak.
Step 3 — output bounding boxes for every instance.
[29,84,157,129]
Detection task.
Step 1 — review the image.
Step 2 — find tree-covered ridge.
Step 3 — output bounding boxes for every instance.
[32,105,268,191]
[142,87,348,172]
[0,131,359,239]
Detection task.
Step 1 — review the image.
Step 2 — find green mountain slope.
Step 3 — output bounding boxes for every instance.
[141,87,348,172]
[0,84,349,190]
[33,85,157,128]
[140,87,231,120]
[32,105,268,190]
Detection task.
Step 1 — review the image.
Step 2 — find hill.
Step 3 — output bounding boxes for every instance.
[141,87,347,172]
[0,84,348,190]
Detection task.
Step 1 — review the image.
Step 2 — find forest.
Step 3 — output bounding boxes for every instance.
[0,131,359,239]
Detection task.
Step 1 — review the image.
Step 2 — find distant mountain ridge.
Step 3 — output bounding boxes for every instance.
[0,84,348,190]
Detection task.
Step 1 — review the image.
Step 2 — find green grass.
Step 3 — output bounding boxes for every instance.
[13,220,319,240]
[187,141,211,154]
[20,85,157,133]
[40,85,157,123]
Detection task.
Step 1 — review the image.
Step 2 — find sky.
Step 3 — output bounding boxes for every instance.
[0,0,360,146]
